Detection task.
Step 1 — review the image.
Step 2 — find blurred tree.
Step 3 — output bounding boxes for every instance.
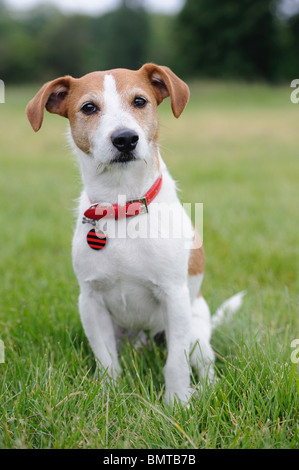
[288,13,299,61]
[21,5,66,80]
[0,5,39,82]
[0,0,150,82]
[1,0,298,83]
[89,1,150,71]
[147,14,176,66]
[40,14,93,78]
[264,0,299,80]
[174,0,280,80]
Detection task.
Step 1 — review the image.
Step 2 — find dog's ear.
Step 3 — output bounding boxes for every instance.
[141,63,190,118]
[26,76,73,132]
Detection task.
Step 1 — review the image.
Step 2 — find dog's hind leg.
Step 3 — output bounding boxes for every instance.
[190,291,246,382]
[189,295,216,382]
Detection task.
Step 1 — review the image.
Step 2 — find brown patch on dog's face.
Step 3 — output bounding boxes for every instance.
[112,68,161,158]
[119,72,160,169]
[26,64,189,168]
[58,69,161,159]
[66,73,106,154]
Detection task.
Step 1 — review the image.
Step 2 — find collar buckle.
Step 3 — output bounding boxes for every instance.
[126,197,148,216]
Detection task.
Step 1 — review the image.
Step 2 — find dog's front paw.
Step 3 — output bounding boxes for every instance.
[164,387,195,407]
[107,361,122,384]
[96,360,122,384]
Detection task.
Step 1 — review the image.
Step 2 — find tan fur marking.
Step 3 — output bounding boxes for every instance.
[27,64,189,160]
[188,230,205,276]
[112,69,161,170]
[68,69,161,156]
[66,73,105,154]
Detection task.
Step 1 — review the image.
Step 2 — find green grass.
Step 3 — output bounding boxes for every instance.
[0,81,298,449]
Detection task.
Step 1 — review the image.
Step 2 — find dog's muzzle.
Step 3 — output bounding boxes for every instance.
[111,128,139,163]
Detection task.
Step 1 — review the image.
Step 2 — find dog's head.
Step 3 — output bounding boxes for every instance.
[26,64,189,169]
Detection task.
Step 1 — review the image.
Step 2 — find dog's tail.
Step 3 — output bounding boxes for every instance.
[211,291,246,330]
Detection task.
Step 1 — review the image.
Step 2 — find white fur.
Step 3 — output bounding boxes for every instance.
[91,75,152,168]
[66,74,243,405]
[211,291,246,329]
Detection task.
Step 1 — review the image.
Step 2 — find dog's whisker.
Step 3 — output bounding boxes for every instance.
[96,162,106,174]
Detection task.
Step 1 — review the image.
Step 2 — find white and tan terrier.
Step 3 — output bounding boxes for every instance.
[26,63,244,405]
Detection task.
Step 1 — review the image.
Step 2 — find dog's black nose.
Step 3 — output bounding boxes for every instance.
[111,128,139,153]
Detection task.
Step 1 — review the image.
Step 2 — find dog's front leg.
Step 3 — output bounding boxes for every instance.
[79,285,121,380]
[163,284,193,405]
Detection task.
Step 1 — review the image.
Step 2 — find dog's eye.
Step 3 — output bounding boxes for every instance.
[133,96,147,108]
[81,102,98,115]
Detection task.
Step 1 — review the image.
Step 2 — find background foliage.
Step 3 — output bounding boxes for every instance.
[0,82,298,449]
[0,0,298,450]
[1,0,299,82]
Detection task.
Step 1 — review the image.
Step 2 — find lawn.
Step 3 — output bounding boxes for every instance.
[0,81,298,449]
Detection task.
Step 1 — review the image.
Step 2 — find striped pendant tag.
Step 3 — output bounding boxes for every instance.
[86,229,107,250]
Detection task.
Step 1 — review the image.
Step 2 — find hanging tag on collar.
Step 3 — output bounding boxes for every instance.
[86,229,107,250]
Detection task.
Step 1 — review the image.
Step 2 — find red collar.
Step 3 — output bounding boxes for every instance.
[83,175,162,221]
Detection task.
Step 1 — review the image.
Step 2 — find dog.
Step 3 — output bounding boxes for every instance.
[26,63,244,405]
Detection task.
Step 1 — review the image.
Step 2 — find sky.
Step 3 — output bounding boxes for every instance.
[3,0,185,15]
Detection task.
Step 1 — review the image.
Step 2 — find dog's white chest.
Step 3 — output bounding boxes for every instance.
[72,191,192,334]
[73,228,167,332]
[102,280,164,332]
